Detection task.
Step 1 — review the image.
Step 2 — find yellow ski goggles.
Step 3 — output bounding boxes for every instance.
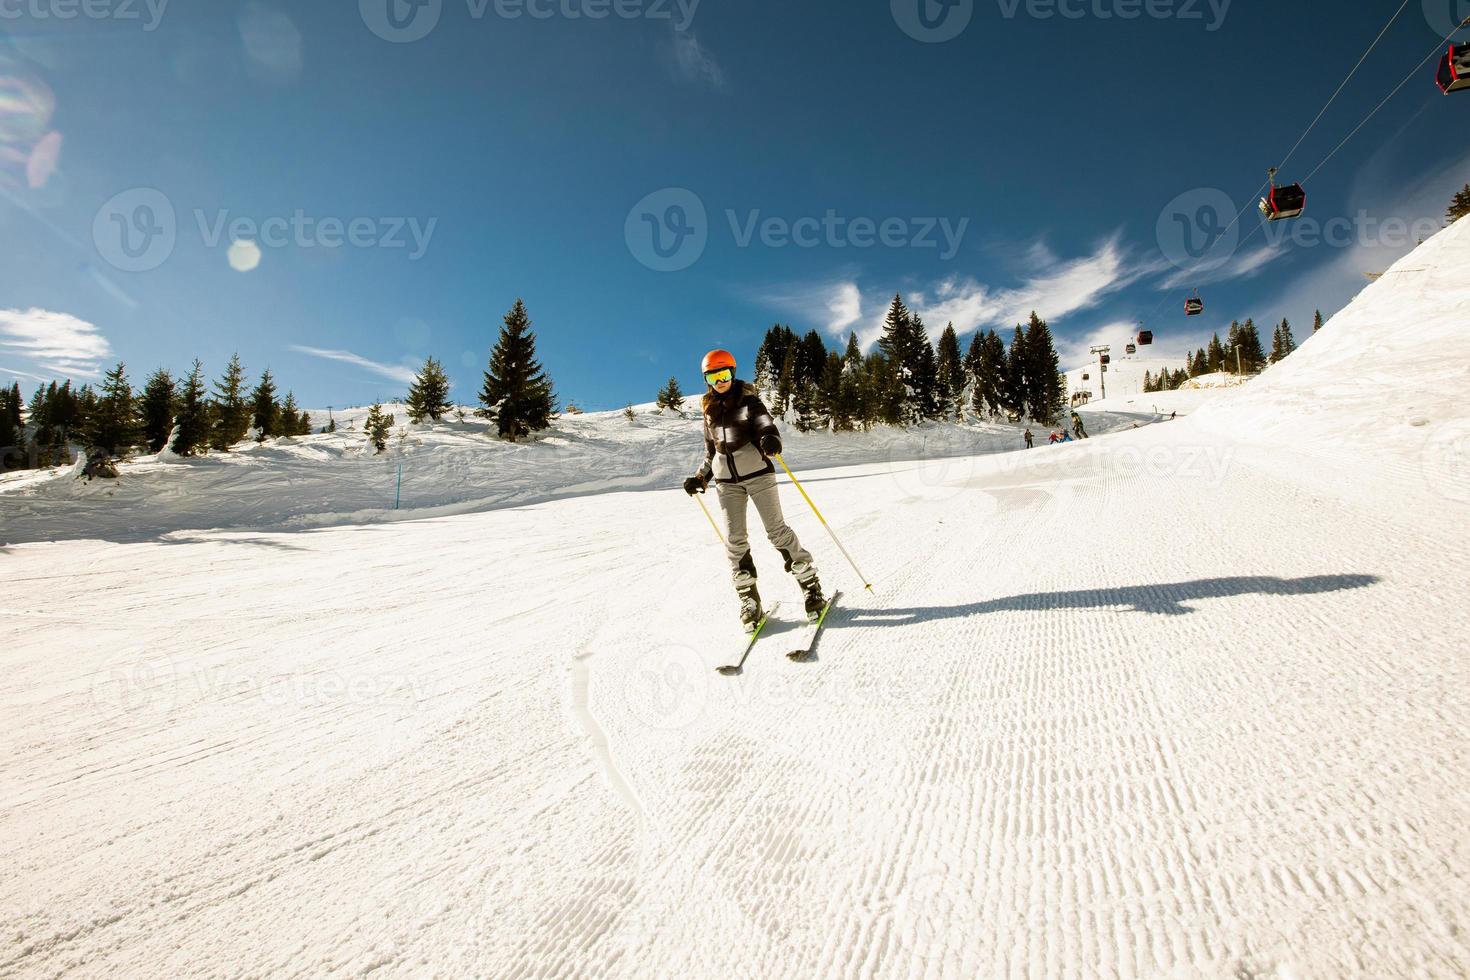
[703,367,734,385]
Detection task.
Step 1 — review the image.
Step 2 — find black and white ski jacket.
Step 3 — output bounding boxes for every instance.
[696,381,779,484]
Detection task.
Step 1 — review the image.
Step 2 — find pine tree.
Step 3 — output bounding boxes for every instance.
[911,316,940,422]
[1239,318,1266,373]
[656,376,686,413]
[279,392,301,435]
[816,352,848,432]
[87,362,139,456]
[0,383,18,467]
[1270,318,1296,362]
[1313,309,1324,333]
[934,323,964,420]
[1208,331,1227,374]
[138,368,176,453]
[1002,325,1027,419]
[1447,183,1470,223]
[406,356,453,423]
[1022,312,1066,424]
[297,412,312,435]
[1142,370,1154,393]
[775,345,798,416]
[250,369,279,440]
[364,402,393,453]
[798,330,827,391]
[754,325,795,393]
[171,361,209,456]
[477,298,556,442]
[1192,347,1208,376]
[210,354,250,450]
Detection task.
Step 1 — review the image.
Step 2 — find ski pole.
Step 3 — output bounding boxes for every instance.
[694,491,725,546]
[772,454,873,594]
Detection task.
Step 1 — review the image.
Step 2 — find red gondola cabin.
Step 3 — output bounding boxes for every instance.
[1137,330,1153,346]
[1185,297,1204,316]
[1260,182,1306,221]
[1438,43,1470,94]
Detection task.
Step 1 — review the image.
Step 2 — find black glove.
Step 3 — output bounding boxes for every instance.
[683,475,706,495]
[759,434,782,456]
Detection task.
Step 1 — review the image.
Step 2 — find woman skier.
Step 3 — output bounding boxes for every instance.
[683,349,824,631]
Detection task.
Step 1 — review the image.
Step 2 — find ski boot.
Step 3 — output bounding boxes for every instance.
[735,572,763,634]
[791,560,825,622]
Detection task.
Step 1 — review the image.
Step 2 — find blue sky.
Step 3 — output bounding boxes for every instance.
[1,0,1467,410]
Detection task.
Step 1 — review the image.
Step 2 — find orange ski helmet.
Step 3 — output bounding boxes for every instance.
[701,349,736,374]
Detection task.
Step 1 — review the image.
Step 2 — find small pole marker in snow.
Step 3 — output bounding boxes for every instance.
[395,463,402,510]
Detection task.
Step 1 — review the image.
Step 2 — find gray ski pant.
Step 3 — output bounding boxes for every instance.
[714,471,812,583]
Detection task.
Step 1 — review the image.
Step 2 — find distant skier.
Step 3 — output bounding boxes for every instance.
[1024,428,1034,449]
[1048,430,1061,444]
[1170,410,1177,420]
[1071,411,1088,439]
[683,350,824,630]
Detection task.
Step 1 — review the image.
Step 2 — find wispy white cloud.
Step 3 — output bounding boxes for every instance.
[1,364,53,383]
[1157,243,1280,290]
[289,345,418,385]
[759,236,1150,354]
[672,30,726,89]
[0,308,112,379]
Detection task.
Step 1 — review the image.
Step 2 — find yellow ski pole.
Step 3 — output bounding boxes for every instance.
[773,454,873,594]
[694,491,726,546]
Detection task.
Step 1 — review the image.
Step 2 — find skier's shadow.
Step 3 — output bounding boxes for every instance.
[836,573,1380,624]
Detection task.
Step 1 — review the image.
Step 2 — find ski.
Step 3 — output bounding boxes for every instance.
[716,602,781,675]
[787,591,841,662]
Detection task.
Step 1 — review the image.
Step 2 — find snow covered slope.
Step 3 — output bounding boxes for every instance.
[0,399,1162,545]
[2,223,1468,978]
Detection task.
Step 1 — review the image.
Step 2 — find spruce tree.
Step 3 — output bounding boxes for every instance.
[934,323,964,420]
[798,330,827,391]
[1022,312,1066,425]
[210,354,250,450]
[0,384,18,467]
[816,352,848,432]
[139,368,176,453]
[1002,325,1027,419]
[87,362,139,456]
[1313,310,1324,333]
[364,402,393,453]
[1447,183,1470,223]
[171,361,209,456]
[1142,370,1154,393]
[775,345,798,416]
[297,411,312,436]
[1208,331,1227,373]
[910,316,940,422]
[1192,347,1209,376]
[1239,319,1266,373]
[250,369,280,439]
[477,298,556,442]
[656,376,686,413]
[406,356,453,423]
[279,392,301,435]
